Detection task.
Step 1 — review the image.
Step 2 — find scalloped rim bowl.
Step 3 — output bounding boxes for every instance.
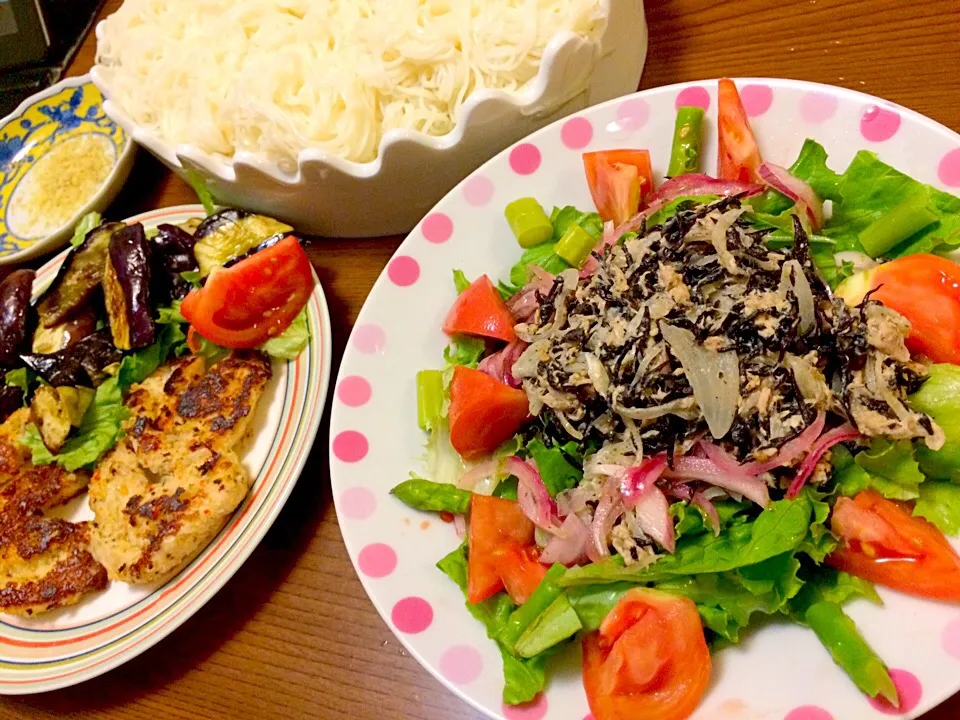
[90,0,647,237]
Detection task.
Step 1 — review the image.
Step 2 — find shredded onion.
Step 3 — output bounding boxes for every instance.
[787,423,861,497]
[478,340,527,388]
[667,456,770,507]
[506,456,562,531]
[619,454,668,507]
[541,513,591,565]
[632,484,675,552]
[589,478,623,562]
[453,513,467,539]
[457,459,501,490]
[757,162,823,230]
[660,322,740,439]
[742,411,826,475]
[834,251,878,273]
[778,259,816,335]
[692,491,721,536]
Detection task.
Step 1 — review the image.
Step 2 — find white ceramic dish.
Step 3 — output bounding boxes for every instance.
[0,75,136,264]
[329,79,960,719]
[0,205,331,694]
[90,0,646,238]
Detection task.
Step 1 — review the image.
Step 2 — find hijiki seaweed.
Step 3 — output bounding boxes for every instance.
[513,197,943,539]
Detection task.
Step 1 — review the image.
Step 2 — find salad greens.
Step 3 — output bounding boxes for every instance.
[393,115,960,712]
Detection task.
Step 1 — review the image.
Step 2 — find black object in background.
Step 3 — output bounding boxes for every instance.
[0,0,105,117]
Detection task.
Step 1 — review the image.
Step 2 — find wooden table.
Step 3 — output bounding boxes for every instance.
[4,0,959,717]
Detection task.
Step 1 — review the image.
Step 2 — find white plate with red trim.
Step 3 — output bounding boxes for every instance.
[0,204,331,694]
[330,79,960,720]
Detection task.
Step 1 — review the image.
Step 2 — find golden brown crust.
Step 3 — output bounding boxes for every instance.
[89,352,271,584]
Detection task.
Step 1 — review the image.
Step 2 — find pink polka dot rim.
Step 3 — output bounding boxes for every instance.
[561,117,594,150]
[868,669,922,714]
[337,376,372,407]
[501,694,548,720]
[615,98,650,133]
[439,645,484,685]
[860,105,902,143]
[740,84,774,117]
[351,323,386,355]
[509,143,542,175]
[387,255,421,287]
[357,543,397,578]
[332,430,369,463]
[785,706,834,720]
[339,487,376,520]
[463,175,495,206]
[800,92,839,123]
[675,86,711,111]
[939,148,960,188]
[392,596,434,634]
[942,616,960,660]
[422,213,454,244]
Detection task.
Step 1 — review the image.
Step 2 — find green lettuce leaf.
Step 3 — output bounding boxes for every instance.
[260,308,309,360]
[443,335,486,369]
[550,206,604,243]
[835,438,924,500]
[70,211,102,247]
[436,543,547,705]
[913,480,960,535]
[909,364,960,482]
[453,269,472,294]
[22,322,185,471]
[508,243,571,288]
[560,494,816,586]
[525,439,581,497]
[4,367,33,398]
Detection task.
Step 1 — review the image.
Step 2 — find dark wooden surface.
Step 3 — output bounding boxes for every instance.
[2,0,959,717]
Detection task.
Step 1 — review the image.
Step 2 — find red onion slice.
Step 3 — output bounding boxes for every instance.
[786,423,860,498]
[645,173,765,209]
[478,340,527,388]
[541,512,591,565]
[742,412,826,475]
[633,484,675,552]
[756,162,823,231]
[619,454,669,507]
[457,459,501,490]
[667,456,771,507]
[588,478,624,562]
[506,456,562,532]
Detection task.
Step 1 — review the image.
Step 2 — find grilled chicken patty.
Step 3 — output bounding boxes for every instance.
[0,409,107,616]
[89,352,271,584]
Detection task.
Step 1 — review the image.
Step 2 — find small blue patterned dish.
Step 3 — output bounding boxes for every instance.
[0,74,135,264]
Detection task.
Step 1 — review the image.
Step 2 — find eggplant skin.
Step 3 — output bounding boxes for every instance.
[21,329,124,388]
[0,269,36,366]
[150,223,199,304]
[36,222,125,328]
[31,308,98,354]
[0,386,22,425]
[193,209,292,276]
[104,223,155,351]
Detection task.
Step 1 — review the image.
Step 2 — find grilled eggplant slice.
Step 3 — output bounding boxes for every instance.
[22,329,124,388]
[150,223,199,304]
[222,233,287,269]
[36,222,124,328]
[104,224,155,350]
[193,209,292,276]
[29,385,93,453]
[31,307,97,354]
[0,269,36,365]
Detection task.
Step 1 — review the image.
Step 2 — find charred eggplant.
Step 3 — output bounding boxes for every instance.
[30,385,93,453]
[104,223,155,350]
[193,209,291,276]
[36,222,124,328]
[0,269,36,366]
[31,307,98,354]
[22,329,124,388]
[150,223,199,304]
[222,233,286,269]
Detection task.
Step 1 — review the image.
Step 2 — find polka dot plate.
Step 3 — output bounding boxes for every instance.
[329,79,960,720]
[0,205,332,694]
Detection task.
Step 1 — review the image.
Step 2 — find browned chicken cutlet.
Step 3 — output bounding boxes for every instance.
[89,352,272,584]
[0,409,108,616]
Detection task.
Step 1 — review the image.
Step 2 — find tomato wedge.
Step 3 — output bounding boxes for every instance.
[468,494,536,604]
[583,150,654,225]
[836,254,960,365]
[827,490,960,599]
[448,366,531,460]
[717,78,762,183]
[443,275,517,343]
[583,588,711,720]
[180,235,314,349]
[498,544,549,605]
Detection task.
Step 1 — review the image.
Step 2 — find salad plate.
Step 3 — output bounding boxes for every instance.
[0,204,332,694]
[330,78,960,720]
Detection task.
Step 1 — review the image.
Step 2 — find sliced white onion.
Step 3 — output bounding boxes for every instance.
[834,250,878,273]
[660,322,740,440]
[778,259,816,335]
[692,491,721,536]
[757,162,824,230]
[632,484,675,552]
[541,513,591,565]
